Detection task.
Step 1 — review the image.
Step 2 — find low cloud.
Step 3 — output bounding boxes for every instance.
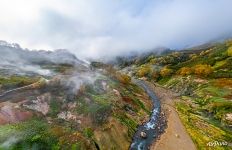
[0,0,232,60]
[0,41,83,76]
[62,71,101,94]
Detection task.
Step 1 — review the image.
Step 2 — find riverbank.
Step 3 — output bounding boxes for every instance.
[130,80,166,150]
[145,82,196,150]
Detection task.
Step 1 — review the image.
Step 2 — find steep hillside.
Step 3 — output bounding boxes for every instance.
[121,40,232,149]
[0,43,153,150]
[1,40,232,150]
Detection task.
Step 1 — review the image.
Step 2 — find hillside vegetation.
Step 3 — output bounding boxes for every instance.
[0,64,153,150]
[120,40,232,149]
[0,43,154,150]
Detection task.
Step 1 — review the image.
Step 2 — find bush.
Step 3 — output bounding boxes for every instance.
[116,73,131,84]
[178,67,192,76]
[137,65,151,77]
[227,46,232,57]
[160,67,173,77]
[193,64,213,77]
[151,71,160,80]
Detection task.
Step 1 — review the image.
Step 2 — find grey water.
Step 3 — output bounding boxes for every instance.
[130,80,161,150]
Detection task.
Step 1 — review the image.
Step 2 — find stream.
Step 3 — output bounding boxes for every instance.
[130,80,164,150]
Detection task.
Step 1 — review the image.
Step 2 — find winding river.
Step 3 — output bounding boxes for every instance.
[0,77,164,149]
[130,80,162,150]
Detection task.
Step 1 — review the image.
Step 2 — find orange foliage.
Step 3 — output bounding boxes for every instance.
[137,65,151,77]
[178,67,192,76]
[116,73,131,84]
[160,67,173,77]
[213,78,232,88]
[193,64,213,77]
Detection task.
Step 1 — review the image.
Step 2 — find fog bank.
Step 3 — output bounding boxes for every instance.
[0,0,232,59]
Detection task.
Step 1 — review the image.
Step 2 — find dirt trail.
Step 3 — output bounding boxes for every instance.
[145,82,196,150]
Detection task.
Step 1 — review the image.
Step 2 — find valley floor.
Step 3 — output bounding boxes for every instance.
[144,82,196,150]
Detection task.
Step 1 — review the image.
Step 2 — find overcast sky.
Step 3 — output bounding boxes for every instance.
[0,0,232,59]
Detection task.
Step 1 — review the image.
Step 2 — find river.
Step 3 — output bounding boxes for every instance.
[130,80,165,150]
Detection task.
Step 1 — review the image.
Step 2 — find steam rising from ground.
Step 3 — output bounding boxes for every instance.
[62,72,102,94]
[0,134,22,149]
[1,136,19,148]
[0,0,232,60]
[0,41,83,76]
[0,58,52,76]
[16,65,51,76]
